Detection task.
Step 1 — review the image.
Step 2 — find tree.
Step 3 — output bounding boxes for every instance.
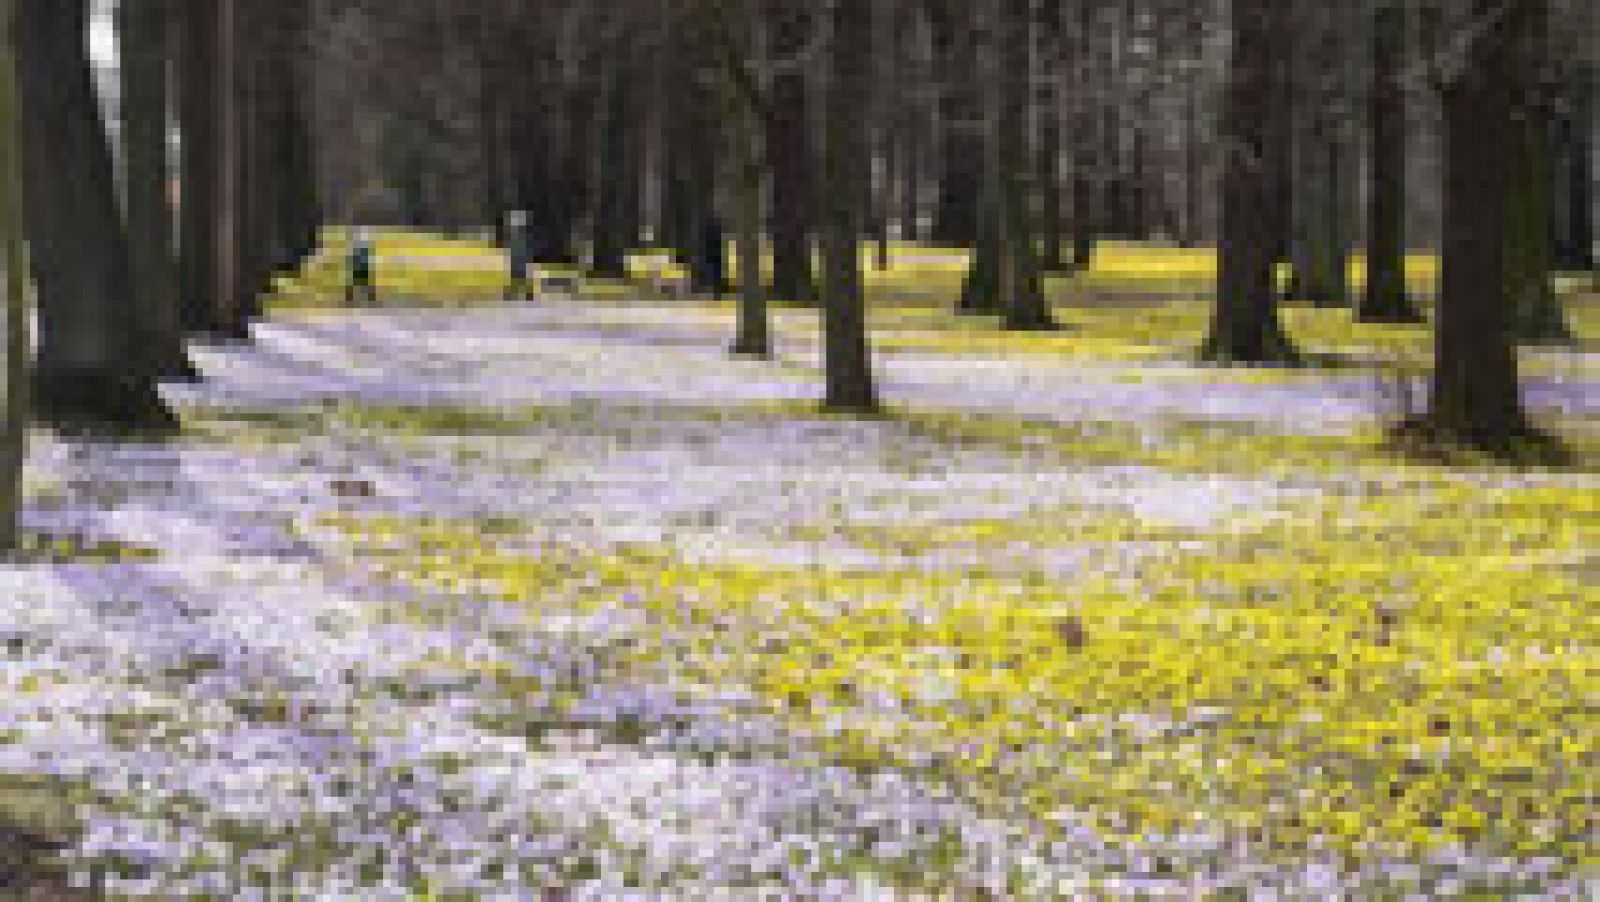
[120,0,199,380]
[1503,0,1570,342]
[1419,0,1534,445]
[0,0,24,548]
[764,2,819,302]
[695,0,775,357]
[1359,0,1423,322]
[1200,0,1298,363]
[995,0,1054,330]
[818,0,879,412]
[177,0,222,335]
[18,0,175,431]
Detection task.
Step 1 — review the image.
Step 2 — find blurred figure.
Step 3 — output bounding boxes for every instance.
[505,210,533,301]
[346,228,377,306]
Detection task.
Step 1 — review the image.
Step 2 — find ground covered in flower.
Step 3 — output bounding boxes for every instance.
[1,241,1596,896]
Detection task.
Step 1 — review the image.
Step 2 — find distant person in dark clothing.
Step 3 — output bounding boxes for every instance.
[346,229,377,306]
[505,210,534,301]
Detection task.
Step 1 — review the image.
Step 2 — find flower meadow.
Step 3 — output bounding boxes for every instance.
[0,245,1594,897]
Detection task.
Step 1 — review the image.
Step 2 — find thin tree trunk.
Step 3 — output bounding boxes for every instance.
[1424,0,1530,443]
[0,0,24,548]
[765,6,817,301]
[819,0,879,412]
[1551,63,1595,272]
[729,126,769,357]
[1069,0,1098,269]
[19,0,175,431]
[1504,0,1568,342]
[1036,0,1066,271]
[589,54,632,279]
[1359,0,1421,322]
[1200,0,1298,364]
[957,0,1003,316]
[926,0,981,246]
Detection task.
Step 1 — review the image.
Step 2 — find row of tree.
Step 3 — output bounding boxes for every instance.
[0,0,1594,547]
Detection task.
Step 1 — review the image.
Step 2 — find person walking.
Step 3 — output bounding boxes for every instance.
[345,228,377,306]
[505,210,534,301]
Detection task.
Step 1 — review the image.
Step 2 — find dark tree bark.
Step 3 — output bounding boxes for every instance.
[1036,0,1066,272]
[1068,0,1099,268]
[0,0,25,547]
[1551,63,1594,272]
[177,0,221,335]
[765,4,817,301]
[819,0,879,412]
[1359,0,1422,322]
[926,0,981,246]
[18,0,175,430]
[1422,0,1532,444]
[997,0,1052,330]
[589,51,634,279]
[1200,0,1298,363]
[1503,0,1568,342]
[120,0,197,380]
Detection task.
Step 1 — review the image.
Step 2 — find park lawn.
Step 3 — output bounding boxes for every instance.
[311,394,1596,886]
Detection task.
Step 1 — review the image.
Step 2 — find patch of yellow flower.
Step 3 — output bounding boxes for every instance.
[319,469,1597,869]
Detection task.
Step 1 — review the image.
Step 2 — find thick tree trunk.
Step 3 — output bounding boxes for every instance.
[120,0,196,380]
[1424,0,1530,443]
[1200,0,1298,364]
[177,0,221,334]
[819,0,879,412]
[1359,1,1421,322]
[0,0,24,548]
[18,0,175,431]
[997,0,1052,330]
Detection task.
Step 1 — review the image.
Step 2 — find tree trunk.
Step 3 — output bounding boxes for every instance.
[1036,0,1065,271]
[177,0,220,334]
[1068,0,1098,269]
[1200,0,1298,364]
[18,0,175,431]
[0,0,24,548]
[1359,0,1421,322]
[957,0,1003,316]
[1291,114,1350,306]
[1424,0,1530,443]
[755,6,813,300]
[997,0,1052,330]
[819,0,879,413]
[120,0,197,380]
[1551,64,1594,272]
[926,0,981,246]
[729,126,769,357]
[1503,0,1568,343]
[589,55,632,279]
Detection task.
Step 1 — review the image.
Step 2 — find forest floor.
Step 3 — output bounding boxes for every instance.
[0,240,1595,896]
